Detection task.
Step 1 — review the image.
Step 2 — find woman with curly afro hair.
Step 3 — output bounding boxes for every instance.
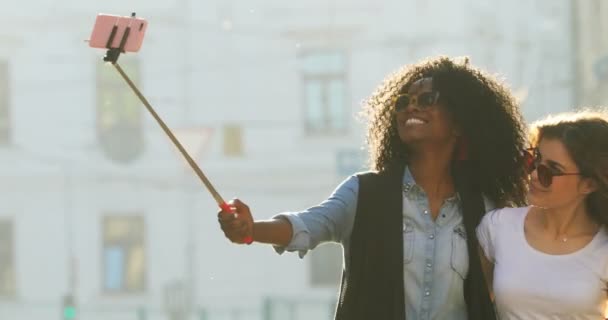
[218,56,529,320]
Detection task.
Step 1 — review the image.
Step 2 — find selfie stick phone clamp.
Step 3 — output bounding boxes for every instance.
[100,12,253,245]
[102,12,136,64]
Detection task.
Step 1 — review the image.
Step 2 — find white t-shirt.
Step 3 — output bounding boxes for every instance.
[476,207,608,320]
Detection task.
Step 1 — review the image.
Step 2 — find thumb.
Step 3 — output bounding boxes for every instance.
[229,198,252,218]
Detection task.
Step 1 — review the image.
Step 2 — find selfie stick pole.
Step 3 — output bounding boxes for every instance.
[102,12,252,244]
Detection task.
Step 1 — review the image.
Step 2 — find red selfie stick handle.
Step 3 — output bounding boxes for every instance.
[219,202,254,245]
[110,63,253,245]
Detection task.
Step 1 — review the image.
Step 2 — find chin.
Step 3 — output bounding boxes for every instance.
[399,132,421,144]
[526,193,550,209]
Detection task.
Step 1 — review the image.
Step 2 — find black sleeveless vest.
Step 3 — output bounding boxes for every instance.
[334,167,406,320]
[333,165,496,320]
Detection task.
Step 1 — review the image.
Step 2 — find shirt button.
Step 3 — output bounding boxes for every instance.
[426,262,432,268]
[429,234,435,239]
[425,291,431,296]
[423,210,429,215]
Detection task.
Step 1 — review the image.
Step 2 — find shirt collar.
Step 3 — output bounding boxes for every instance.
[402,166,459,203]
[402,166,422,195]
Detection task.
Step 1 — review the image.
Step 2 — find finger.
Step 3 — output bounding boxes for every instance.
[228,232,246,244]
[218,211,236,222]
[220,219,248,238]
[230,198,250,215]
[219,217,245,232]
[228,219,246,229]
[226,234,241,243]
[235,224,250,237]
[221,227,241,242]
[218,205,233,214]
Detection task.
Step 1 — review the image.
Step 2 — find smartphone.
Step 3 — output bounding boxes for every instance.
[88,13,148,52]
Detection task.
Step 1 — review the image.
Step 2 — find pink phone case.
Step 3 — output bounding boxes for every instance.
[89,14,148,52]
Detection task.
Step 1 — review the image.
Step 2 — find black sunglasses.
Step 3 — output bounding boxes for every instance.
[523,148,582,188]
[393,91,440,113]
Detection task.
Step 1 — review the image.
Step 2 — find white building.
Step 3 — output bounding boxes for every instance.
[0,1,574,319]
[572,0,608,108]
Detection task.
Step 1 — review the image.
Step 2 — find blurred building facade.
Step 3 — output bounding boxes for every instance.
[572,0,608,108]
[0,1,576,319]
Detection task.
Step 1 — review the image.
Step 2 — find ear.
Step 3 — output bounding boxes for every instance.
[579,177,598,195]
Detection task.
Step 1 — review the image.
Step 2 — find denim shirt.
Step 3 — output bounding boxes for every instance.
[275,167,492,320]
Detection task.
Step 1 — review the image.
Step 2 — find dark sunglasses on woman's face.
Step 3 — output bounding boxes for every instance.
[523,148,583,188]
[393,91,440,112]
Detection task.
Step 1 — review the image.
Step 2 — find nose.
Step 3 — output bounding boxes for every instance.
[404,97,421,112]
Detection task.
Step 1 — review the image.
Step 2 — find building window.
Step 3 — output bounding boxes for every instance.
[300,51,348,135]
[102,215,146,293]
[96,58,144,163]
[0,60,10,145]
[223,124,243,157]
[0,220,16,297]
[309,243,342,287]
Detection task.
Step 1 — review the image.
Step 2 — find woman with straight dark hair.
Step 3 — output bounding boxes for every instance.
[478,110,608,319]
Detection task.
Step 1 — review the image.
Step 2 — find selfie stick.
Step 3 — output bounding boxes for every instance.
[101,12,253,244]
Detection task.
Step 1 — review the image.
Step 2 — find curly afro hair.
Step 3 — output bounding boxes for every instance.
[362,56,528,207]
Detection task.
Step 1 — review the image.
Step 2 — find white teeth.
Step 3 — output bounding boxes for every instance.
[405,118,425,125]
